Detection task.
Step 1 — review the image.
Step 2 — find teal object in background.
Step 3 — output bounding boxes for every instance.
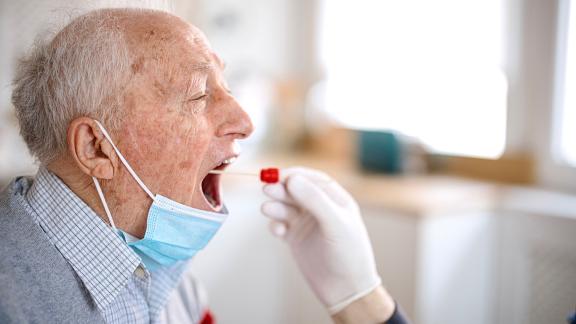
[357,130,403,174]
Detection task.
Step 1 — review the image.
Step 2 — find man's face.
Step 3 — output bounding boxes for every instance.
[113,16,253,213]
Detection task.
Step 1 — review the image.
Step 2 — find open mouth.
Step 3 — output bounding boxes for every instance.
[201,157,236,211]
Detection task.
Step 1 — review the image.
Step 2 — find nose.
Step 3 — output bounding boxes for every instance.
[215,92,254,140]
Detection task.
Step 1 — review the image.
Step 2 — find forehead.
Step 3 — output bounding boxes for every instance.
[124,12,224,74]
[168,22,226,76]
[180,27,219,68]
[123,14,228,101]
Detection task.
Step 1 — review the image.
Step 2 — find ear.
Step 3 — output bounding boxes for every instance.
[67,117,119,180]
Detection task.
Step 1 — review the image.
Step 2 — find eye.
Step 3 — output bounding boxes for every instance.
[188,93,207,102]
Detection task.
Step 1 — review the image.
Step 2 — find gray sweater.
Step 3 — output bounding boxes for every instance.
[0,177,104,323]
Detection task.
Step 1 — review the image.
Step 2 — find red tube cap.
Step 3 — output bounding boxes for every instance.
[260,168,279,184]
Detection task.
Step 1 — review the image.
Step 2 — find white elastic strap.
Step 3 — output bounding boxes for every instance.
[327,277,383,315]
[92,177,117,230]
[93,120,155,200]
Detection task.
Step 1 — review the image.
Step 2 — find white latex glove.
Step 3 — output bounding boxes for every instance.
[261,167,382,314]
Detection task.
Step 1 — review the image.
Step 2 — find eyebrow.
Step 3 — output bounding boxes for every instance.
[180,57,227,96]
[190,62,213,72]
[189,58,226,74]
[183,73,207,96]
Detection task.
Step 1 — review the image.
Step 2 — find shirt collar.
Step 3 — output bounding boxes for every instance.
[25,167,142,313]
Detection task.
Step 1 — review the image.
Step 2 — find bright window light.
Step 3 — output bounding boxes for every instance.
[558,0,576,166]
[318,0,507,159]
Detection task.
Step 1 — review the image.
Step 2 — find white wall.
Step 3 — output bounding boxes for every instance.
[503,0,576,191]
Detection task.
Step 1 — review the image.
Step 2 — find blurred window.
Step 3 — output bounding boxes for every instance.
[556,0,576,167]
[318,0,507,159]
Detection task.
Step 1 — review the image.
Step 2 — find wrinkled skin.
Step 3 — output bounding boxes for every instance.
[50,9,253,238]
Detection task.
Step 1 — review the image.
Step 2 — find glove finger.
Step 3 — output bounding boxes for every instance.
[284,211,318,244]
[262,183,295,204]
[285,174,337,223]
[268,220,288,238]
[261,201,300,222]
[318,180,357,208]
[282,167,355,208]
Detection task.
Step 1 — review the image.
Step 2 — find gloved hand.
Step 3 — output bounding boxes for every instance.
[261,167,382,314]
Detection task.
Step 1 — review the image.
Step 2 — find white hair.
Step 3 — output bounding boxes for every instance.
[11,2,173,164]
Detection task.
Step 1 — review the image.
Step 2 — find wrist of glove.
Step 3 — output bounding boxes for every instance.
[261,167,382,314]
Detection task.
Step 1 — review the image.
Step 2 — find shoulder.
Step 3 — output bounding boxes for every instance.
[0,177,50,263]
[0,177,42,255]
[0,178,103,323]
[0,176,34,229]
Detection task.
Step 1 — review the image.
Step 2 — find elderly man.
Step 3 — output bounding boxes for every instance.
[0,8,407,324]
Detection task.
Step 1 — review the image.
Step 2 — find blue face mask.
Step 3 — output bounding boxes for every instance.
[91,120,228,271]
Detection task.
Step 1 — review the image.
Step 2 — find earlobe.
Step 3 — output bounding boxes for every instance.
[67,117,118,180]
[93,162,115,179]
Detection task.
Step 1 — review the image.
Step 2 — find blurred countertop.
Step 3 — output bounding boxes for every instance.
[227,151,576,220]
[225,151,501,217]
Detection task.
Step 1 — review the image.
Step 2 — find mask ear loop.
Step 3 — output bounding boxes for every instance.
[93,120,155,200]
[93,177,117,230]
[91,120,156,230]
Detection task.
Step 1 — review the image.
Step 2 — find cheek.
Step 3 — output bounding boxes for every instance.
[172,116,214,170]
[120,103,215,175]
[178,116,210,148]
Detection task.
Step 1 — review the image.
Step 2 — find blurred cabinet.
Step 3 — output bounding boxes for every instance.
[361,186,576,324]
[496,211,576,324]
[363,208,496,324]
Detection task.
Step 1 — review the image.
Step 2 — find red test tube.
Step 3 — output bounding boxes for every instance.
[260,168,279,184]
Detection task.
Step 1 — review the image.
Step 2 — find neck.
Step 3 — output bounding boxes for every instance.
[48,157,150,238]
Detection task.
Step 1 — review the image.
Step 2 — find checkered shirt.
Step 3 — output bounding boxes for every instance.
[24,167,190,323]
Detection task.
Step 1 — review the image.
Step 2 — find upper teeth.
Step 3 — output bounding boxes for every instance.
[222,157,236,165]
